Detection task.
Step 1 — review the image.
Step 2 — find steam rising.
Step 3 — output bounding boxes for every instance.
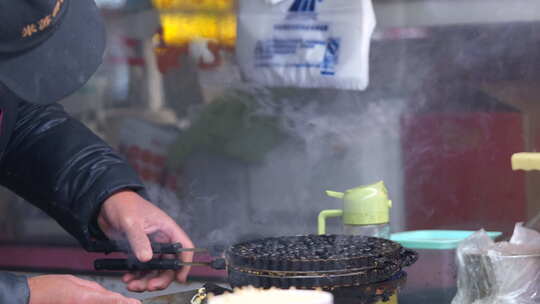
[179,87,407,250]
[167,20,532,249]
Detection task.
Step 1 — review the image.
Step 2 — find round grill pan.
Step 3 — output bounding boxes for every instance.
[225,234,417,289]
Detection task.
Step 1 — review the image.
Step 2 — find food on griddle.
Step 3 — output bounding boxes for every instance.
[228,234,411,271]
[225,235,417,289]
[232,235,396,259]
[207,286,333,304]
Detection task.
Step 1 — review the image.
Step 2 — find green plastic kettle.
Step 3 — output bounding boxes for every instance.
[318,181,392,236]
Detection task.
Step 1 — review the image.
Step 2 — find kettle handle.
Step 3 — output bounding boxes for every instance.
[318,209,343,235]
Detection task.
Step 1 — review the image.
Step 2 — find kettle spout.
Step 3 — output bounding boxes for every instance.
[326,190,344,199]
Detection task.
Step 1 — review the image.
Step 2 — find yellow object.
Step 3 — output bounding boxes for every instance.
[159,12,236,47]
[511,153,540,171]
[153,0,233,10]
[152,0,236,47]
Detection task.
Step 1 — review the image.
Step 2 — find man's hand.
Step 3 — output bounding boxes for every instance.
[98,191,194,292]
[28,275,140,304]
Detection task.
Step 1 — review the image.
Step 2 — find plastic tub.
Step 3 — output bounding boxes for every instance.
[390,230,502,296]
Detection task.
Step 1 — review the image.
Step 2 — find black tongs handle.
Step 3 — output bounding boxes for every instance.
[95,259,182,271]
[94,258,226,271]
[90,240,221,272]
[87,240,206,254]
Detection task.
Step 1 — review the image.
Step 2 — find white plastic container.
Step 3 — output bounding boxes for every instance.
[208,287,333,304]
[390,230,501,300]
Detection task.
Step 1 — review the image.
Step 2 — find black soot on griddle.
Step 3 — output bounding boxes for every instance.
[231,235,398,261]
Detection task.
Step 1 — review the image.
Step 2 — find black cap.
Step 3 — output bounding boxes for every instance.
[0,0,106,104]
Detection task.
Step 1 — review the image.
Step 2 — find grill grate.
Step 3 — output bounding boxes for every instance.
[226,235,417,289]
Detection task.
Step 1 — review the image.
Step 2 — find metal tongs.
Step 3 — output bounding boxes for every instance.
[89,240,226,271]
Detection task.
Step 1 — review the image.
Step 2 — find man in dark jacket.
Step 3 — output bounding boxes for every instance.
[0,0,194,303]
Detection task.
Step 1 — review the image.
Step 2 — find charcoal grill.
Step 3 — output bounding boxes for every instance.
[225,234,417,289]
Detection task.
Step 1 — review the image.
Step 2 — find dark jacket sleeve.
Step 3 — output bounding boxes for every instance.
[0,273,29,304]
[0,100,146,248]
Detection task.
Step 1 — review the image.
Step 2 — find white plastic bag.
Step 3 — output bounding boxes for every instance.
[452,230,495,304]
[452,225,540,304]
[236,0,376,90]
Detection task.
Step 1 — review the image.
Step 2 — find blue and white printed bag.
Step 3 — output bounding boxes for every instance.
[236,0,376,90]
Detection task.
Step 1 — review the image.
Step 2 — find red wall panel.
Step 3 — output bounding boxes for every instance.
[401,112,526,235]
